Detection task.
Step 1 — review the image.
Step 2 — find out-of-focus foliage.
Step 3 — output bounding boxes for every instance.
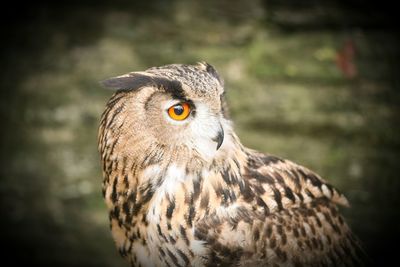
[0,0,398,266]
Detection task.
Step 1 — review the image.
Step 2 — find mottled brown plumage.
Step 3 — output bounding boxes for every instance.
[98,62,366,267]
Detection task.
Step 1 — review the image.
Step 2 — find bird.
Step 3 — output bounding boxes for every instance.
[98,62,366,267]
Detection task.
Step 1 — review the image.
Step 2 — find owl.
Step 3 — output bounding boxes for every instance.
[98,62,366,267]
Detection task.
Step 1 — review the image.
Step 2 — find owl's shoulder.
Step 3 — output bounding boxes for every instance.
[193,149,364,266]
[242,149,349,210]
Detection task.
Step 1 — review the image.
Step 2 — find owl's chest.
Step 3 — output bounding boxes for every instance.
[110,165,210,266]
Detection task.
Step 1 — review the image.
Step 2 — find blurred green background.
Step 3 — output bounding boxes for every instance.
[1,0,399,266]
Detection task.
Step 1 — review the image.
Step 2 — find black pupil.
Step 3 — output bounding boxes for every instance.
[174,105,184,115]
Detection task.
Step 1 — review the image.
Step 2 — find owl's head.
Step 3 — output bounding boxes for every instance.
[99,62,234,167]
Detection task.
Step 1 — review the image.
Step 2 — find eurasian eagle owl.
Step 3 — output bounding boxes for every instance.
[98,62,365,267]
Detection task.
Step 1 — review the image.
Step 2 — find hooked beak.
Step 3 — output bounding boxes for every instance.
[212,124,224,150]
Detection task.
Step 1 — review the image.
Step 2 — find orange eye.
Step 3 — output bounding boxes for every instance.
[168,102,191,121]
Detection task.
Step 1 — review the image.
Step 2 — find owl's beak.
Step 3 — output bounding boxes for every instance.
[213,125,224,150]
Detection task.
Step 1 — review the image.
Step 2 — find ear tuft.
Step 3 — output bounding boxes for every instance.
[197,62,224,87]
[100,73,153,91]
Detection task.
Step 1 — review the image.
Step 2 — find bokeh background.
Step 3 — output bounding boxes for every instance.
[1,0,399,266]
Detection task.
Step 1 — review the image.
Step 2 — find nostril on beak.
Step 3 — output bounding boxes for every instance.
[213,125,224,150]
